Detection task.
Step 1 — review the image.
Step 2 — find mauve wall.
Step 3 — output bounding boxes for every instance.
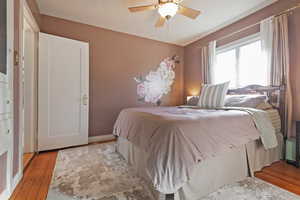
[184,0,300,121]
[40,15,184,137]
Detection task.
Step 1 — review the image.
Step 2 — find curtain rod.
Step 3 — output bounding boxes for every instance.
[197,3,300,48]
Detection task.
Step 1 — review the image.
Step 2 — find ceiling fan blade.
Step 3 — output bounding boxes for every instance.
[178,6,201,19]
[128,5,157,12]
[155,17,166,27]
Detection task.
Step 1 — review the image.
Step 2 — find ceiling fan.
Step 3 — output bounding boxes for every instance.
[128,0,201,27]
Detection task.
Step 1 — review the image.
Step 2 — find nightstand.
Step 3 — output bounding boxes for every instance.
[286,121,300,168]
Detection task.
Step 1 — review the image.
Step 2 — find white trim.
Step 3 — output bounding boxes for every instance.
[16,0,25,195]
[7,0,14,198]
[21,3,39,154]
[11,171,22,193]
[184,0,277,46]
[217,33,261,53]
[0,189,10,200]
[88,135,116,143]
[19,0,40,178]
[23,1,39,32]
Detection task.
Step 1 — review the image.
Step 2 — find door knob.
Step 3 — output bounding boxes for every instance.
[82,94,88,106]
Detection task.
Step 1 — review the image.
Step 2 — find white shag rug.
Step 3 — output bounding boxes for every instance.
[47,142,300,200]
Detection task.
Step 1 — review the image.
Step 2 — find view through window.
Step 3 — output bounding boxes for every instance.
[213,36,267,88]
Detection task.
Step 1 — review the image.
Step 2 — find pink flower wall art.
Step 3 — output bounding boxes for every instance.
[134,55,179,106]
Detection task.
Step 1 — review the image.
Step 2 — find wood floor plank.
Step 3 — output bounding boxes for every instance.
[25,154,51,200]
[10,155,41,200]
[23,153,35,170]
[35,152,58,200]
[255,172,300,195]
[10,152,57,200]
[13,154,47,200]
[261,161,300,187]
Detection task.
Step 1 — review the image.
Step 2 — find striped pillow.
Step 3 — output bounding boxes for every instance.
[197,82,230,108]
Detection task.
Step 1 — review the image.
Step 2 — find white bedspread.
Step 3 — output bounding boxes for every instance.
[113,106,278,194]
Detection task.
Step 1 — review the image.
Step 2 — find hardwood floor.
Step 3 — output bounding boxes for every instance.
[23,153,35,170]
[10,151,58,200]
[10,147,300,200]
[255,161,300,195]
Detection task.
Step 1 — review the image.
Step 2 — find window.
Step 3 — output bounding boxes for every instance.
[213,35,267,88]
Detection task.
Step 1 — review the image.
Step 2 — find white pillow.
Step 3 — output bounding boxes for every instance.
[197,82,230,108]
[225,95,267,108]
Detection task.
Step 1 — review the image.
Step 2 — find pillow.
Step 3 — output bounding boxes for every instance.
[197,82,230,108]
[256,102,273,110]
[225,94,267,108]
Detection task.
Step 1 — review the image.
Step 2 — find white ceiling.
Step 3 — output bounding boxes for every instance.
[37,0,277,46]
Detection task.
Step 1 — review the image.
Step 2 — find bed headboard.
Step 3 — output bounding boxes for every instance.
[227,85,282,106]
[228,84,287,136]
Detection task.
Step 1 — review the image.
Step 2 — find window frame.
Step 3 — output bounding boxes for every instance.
[215,33,262,88]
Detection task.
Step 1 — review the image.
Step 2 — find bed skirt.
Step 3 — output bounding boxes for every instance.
[116,134,283,200]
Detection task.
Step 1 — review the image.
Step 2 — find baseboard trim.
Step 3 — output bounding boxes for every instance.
[10,171,23,197]
[0,188,10,200]
[88,135,116,143]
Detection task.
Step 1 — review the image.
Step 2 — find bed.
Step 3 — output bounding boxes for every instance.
[113,85,285,200]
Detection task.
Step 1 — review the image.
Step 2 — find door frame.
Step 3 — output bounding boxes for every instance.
[21,0,40,155]
[11,0,23,192]
[10,0,40,192]
[18,0,40,173]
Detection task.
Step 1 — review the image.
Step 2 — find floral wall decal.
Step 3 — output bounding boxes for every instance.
[134,55,180,105]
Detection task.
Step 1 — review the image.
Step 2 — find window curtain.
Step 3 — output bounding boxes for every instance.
[201,40,216,84]
[260,15,293,138]
[261,17,274,85]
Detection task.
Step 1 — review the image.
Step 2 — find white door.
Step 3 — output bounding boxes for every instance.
[38,33,89,151]
[0,0,14,199]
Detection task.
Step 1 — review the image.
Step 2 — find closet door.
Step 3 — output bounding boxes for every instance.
[38,33,89,151]
[0,0,14,199]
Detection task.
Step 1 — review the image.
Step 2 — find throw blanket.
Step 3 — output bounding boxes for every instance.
[221,107,278,149]
[113,107,277,194]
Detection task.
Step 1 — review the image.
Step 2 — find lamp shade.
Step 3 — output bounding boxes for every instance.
[158,3,179,18]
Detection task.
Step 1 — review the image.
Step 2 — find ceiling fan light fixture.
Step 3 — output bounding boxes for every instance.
[158,2,179,18]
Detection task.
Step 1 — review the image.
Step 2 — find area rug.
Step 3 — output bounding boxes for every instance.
[47,142,300,200]
[46,142,154,200]
[201,178,300,200]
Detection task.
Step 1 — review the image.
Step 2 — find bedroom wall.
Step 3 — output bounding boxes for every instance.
[40,15,184,137]
[184,0,300,121]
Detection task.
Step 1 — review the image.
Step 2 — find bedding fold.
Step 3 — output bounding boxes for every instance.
[220,107,278,149]
[113,106,277,194]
